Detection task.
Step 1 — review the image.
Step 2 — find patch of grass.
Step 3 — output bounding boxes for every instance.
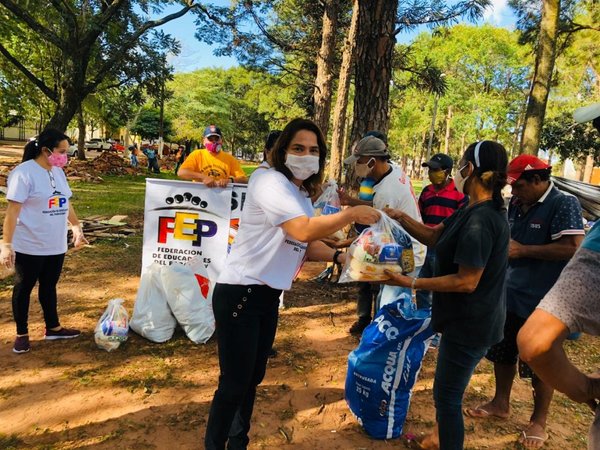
[70,175,151,218]
[0,433,23,449]
[242,164,258,176]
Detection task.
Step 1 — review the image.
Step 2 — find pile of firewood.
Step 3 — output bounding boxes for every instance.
[67,215,136,246]
[65,152,145,181]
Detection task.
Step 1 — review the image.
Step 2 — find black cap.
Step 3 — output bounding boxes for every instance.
[204,125,222,138]
[422,153,454,170]
[364,130,388,145]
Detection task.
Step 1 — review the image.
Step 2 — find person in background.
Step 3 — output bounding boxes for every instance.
[255,130,282,172]
[204,118,380,450]
[516,102,600,450]
[174,144,185,174]
[129,145,139,168]
[142,145,160,174]
[343,135,426,333]
[465,155,584,449]
[334,131,381,335]
[1,128,89,354]
[417,153,467,308]
[178,125,248,187]
[383,140,509,450]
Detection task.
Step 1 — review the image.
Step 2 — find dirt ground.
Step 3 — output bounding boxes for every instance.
[0,147,597,449]
[0,243,597,450]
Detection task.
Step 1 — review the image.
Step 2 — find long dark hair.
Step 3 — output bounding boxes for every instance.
[23,128,69,162]
[270,118,327,197]
[462,140,508,210]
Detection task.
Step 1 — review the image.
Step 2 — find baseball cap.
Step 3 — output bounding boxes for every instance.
[343,136,390,164]
[203,125,222,138]
[422,153,454,170]
[507,154,551,185]
[573,102,600,123]
[364,130,388,145]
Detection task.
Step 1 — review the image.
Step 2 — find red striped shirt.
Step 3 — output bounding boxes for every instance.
[418,180,467,227]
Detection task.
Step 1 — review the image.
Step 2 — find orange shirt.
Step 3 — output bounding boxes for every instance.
[179,149,245,180]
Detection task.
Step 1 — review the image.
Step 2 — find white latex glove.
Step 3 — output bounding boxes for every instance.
[72,224,89,248]
[0,243,15,269]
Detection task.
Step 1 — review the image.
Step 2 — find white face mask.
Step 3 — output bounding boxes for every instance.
[454,162,471,194]
[355,157,375,178]
[285,154,320,181]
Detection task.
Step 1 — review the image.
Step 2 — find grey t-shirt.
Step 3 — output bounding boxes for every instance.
[537,223,600,335]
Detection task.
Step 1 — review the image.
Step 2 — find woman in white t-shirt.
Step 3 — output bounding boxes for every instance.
[204,118,380,450]
[1,129,88,354]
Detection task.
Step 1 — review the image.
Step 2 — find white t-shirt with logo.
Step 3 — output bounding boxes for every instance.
[7,159,72,255]
[218,168,313,290]
[372,165,426,267]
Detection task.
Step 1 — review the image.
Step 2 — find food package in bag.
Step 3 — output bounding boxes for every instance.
[161,258,215,344]
[339,213,414,283]
[314,180,345,240]
[130,263,177,343]
[94,298,129,352]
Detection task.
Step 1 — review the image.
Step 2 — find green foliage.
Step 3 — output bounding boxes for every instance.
[541,113,600,164]
[389,24,532,161]
[166,67,294,157]
[0,0,182,129]
[130,107,173,141]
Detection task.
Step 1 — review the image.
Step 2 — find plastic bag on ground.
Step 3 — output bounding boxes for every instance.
[339,213,414,283]
[130,263,177,343]
[314,180,345,241]
[95,298,129,352]
[345,295,435,439]
[161,258,215,344]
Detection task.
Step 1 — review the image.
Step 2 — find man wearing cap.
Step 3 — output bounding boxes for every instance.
[344,135,426,334]
[466,154,584,448]
[416,153,467,308]
[516,102,600,449]
[178,125,248,187]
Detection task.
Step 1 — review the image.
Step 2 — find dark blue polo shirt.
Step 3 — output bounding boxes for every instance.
[507,183,584,318]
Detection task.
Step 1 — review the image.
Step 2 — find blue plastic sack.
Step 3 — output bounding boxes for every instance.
[345,295,435,439]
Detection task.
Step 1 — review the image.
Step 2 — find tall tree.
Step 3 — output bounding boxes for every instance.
[520,0,561,154]
[313,0,340,137]
[0,0,191,131]
[350,0,398,144]
[510,0,600,154]
[329,0,359,182]
[348,0,490,147]
[193,0,350,127]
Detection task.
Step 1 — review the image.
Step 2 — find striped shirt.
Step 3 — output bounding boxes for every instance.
[418,180,467,227]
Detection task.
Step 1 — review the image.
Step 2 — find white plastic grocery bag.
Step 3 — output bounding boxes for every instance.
[95,298,129,352]
[339,213,415,283]
[130,263,177,343]
[161,259,215,344]
[314,179,342,215]
[314,179,345,241]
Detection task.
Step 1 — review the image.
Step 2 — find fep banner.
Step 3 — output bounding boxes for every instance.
[142,179,233,280]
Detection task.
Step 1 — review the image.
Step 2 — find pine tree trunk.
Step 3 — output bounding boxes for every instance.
[77,107,87,160]
[444,106,452,154]
[313,0,340,139]
[328,0,359,182]
[349,0,398,148]
[520,0,560,155]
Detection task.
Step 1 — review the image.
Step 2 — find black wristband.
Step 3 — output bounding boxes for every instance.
[333,250,343,265]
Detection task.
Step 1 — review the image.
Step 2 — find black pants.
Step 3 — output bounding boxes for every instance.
[12,252,65,335]
[356,281,378,321]
[205,283,281,450]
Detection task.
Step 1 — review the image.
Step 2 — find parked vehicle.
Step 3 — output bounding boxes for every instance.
[108,139,125,152]
[84,138,113,151]
[67,142,79,158]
